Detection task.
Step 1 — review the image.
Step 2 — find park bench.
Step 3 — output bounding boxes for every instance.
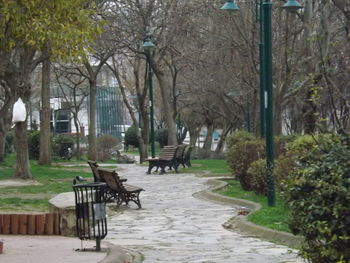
[146,145,178,174]
[97,168,144,209]
[88,160,127,183]
[172,144,188,171]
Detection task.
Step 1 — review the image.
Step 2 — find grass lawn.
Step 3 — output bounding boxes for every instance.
[182,159,231,175]
[217,180,290,232]
[0,154,106,212]
[184,158,291,233]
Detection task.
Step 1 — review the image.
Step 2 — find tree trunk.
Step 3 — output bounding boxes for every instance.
[301,0,317,134]
[215,125,231,154]
[178,127,188,145]
[189,128,200,147]
[203,123,214,151]
[88,80,97,161]
[14,121,32,179]
[274,100,283,136]
[0,115,9,162]
[138,140,148,163]
[39,58,51,165]
[0,130,6,162]
[73,116,81,160]
[152,62,177,145]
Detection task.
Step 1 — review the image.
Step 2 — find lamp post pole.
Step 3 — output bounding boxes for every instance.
[147,53,156,158]
[142,37,156,158]
[262,0,275,207]
[221,0,302,207]
[258,0,265,138]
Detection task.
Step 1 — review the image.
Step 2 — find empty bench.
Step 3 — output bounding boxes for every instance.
[146,145,178,174]
[97,168,144,209]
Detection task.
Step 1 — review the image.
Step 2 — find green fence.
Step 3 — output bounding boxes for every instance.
[96,86,124,139]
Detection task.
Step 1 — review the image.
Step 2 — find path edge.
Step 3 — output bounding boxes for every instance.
[100,241,143,263]
[194,178,303,248]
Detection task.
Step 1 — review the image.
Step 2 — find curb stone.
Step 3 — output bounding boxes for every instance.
[101,241,143,263]
[194,178,304,248]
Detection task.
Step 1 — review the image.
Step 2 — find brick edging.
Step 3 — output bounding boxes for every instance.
[0,213,60,235]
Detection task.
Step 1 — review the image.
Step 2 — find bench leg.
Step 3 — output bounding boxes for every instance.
[132,192,142,209]
[124,192,142,209]
[159,165,166,174]
[147,164,154,174]
[116,195,124,208]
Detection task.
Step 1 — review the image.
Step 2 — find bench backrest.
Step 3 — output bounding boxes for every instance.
[97,168,124,192]
[87,160,102,182]
[175,145,187,159]
[159,145,177,160]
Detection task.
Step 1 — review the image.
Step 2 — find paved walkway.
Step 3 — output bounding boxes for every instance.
[105,163,303,263]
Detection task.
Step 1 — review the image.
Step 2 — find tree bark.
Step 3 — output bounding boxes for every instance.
[88,79,97,161]
[73,115,81,160]
[39,58,51,165]
[0,129,6,162]
[215,125,231,154]
[301,0,318,134]
[14,120,32,179]
[203,123,214,151]
[0,112,11,162]
[152,61,177,145]
[189,128,200,147]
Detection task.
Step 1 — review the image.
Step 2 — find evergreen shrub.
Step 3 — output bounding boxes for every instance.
[28,130,40,160]
[247,159,267,195]
[52,134,74,158]
[282,135,350,262]
[124,125,139,148]
[226,137,265,191]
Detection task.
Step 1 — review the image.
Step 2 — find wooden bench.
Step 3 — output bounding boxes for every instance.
[146,145,178,174]
[88,160,127,183]
[97,168,144,209]
[172,144,188,171]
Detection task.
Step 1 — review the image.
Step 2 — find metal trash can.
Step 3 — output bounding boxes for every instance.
[72,182,108,251]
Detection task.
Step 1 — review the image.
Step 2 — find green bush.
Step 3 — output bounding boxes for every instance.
[52,134,75,158]
[226,138,265,191]
[28,131,40,160]
[225,130,255,150]
[274,134,299,157]
[274,134,333,186]
[282,135,350,262]
[247,159,267,195]
[97,134,120,162]
[155,128,168,147]
[274,153,295,190]
[124,125,139,148]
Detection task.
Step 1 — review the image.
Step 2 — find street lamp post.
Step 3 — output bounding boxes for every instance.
[221,0,302,207]
[142,37,156,158]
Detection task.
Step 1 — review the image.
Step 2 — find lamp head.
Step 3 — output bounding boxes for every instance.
[220,0,239,12]
[142,37,156,52]
[282,0,303,12]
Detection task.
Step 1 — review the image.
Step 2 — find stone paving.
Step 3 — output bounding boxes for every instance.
[105,163,304,263]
